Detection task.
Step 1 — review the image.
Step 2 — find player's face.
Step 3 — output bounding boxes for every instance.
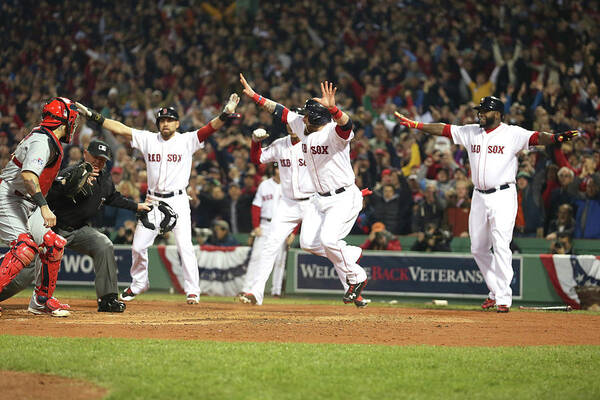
[84,151,107,172]
[158,118,179,137]
[477,110,501,129]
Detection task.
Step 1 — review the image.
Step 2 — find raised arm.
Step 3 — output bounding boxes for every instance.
[76,102,133,140]
[196,93,240,142]
[240,73,289,121]
[313,81,353,139]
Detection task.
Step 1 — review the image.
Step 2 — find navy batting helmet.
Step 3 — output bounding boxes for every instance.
[474,96,504,115]
[155,107,179,128]
[297,99,331,126]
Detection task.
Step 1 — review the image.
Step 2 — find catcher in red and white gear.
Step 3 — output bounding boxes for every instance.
[0,97,82,317]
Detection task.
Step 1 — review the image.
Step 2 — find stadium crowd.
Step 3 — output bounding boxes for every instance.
[1,0,599,251]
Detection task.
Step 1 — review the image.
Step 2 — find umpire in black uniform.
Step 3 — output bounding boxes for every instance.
[0,139,151,312]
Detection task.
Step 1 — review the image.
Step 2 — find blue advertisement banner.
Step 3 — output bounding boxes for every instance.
[0,246,132,286]
[295,252,522,298]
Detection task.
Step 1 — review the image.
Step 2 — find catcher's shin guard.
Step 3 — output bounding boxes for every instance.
[35,230,66,299]
[0,233,38,293]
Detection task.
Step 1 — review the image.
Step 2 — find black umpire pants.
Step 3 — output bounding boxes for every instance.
[0,226,118,301]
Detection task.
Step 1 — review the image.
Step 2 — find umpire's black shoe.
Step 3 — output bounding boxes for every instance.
[98,294,126,313]
[343,279,368,304]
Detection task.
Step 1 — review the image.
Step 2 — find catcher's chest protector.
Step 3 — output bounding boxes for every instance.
[13,127,64,195]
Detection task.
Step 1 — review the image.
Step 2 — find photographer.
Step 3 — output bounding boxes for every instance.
[360,222,402,251]
[411,223,452,252]
[550,232,574,255]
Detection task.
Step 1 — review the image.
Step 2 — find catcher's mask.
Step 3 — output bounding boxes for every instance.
[40,97,81,144]
[296,99,331,126]
[137,201,178,234]
[155,107,179,129]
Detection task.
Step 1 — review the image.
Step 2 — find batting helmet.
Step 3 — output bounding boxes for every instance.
[137,201,178,234]
[474,96,505,115]
[297,99,331,126]
[40,97,80,144]
[155,107,179,128]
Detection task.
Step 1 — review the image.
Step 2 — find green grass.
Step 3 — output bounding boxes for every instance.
[1,335,599,400]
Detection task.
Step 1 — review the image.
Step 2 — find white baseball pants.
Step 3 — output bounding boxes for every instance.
[129,194,200,297]
[469,186,517,307]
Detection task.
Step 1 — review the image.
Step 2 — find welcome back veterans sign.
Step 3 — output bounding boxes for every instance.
[294,252,522,298]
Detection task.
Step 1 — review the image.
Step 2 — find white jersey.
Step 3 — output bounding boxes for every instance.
[259,136,314,199]
[131,129,205,192]
[451,122,534,190]
[286,111,355,194]
[252,178,281,221]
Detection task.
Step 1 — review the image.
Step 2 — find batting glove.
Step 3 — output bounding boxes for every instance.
[252,128,269,142]
[553,130,579,143]
[394,111,423,130]
[75,102,104,126]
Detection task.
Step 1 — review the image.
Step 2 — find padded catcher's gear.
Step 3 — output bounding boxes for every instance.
[137,201,178,234]
[59,161,94,201]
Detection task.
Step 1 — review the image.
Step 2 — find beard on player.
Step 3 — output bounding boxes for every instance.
[478,111,502,129]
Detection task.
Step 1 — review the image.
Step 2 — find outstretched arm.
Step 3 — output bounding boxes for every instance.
[76,102,133,140]
[394,112,449,137]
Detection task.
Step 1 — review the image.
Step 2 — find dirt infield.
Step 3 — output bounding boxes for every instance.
[2,297,600,346]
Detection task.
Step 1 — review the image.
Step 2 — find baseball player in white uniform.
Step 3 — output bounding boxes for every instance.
[395,96,578,312]
[240,75,368,305]
[76,94,240,304]
[238,165,287,303]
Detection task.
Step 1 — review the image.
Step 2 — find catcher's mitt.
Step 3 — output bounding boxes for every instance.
[137,201,178,234]
[58,161,94,201]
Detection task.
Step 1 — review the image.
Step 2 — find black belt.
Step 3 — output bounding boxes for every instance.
[295,197,310,201]
[148,189,184,198]
[261,217,272,222]
[318,187,346,197]
[476,183,511,194]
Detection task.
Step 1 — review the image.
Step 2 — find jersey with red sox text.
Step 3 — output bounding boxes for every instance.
[252,178,281,220]
[285,111,355,193]
[259,135,315,199]
[131,129,205,192]
[451,123,534,190]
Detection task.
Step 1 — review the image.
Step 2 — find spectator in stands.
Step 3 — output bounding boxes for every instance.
[226,182,253,234]
[514,171,545,238]
[360,222,402,251]
[548,167,579,223]
[370,184,413,235]
[573,174,600,239]
[545,204,575,241]
[206,220,239,247]
[412,182,444,233]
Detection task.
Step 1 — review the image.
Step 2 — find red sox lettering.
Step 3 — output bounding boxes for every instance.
[470,145,505,154]
[301,144,329,155]
[147,153,182,162]
[279,158,306,167]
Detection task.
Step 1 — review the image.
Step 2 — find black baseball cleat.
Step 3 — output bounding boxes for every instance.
[354,295,370,308]
[343,279,367,304]
[496,305,510,313]
[119,287,136,302]
[98,294,126,312]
